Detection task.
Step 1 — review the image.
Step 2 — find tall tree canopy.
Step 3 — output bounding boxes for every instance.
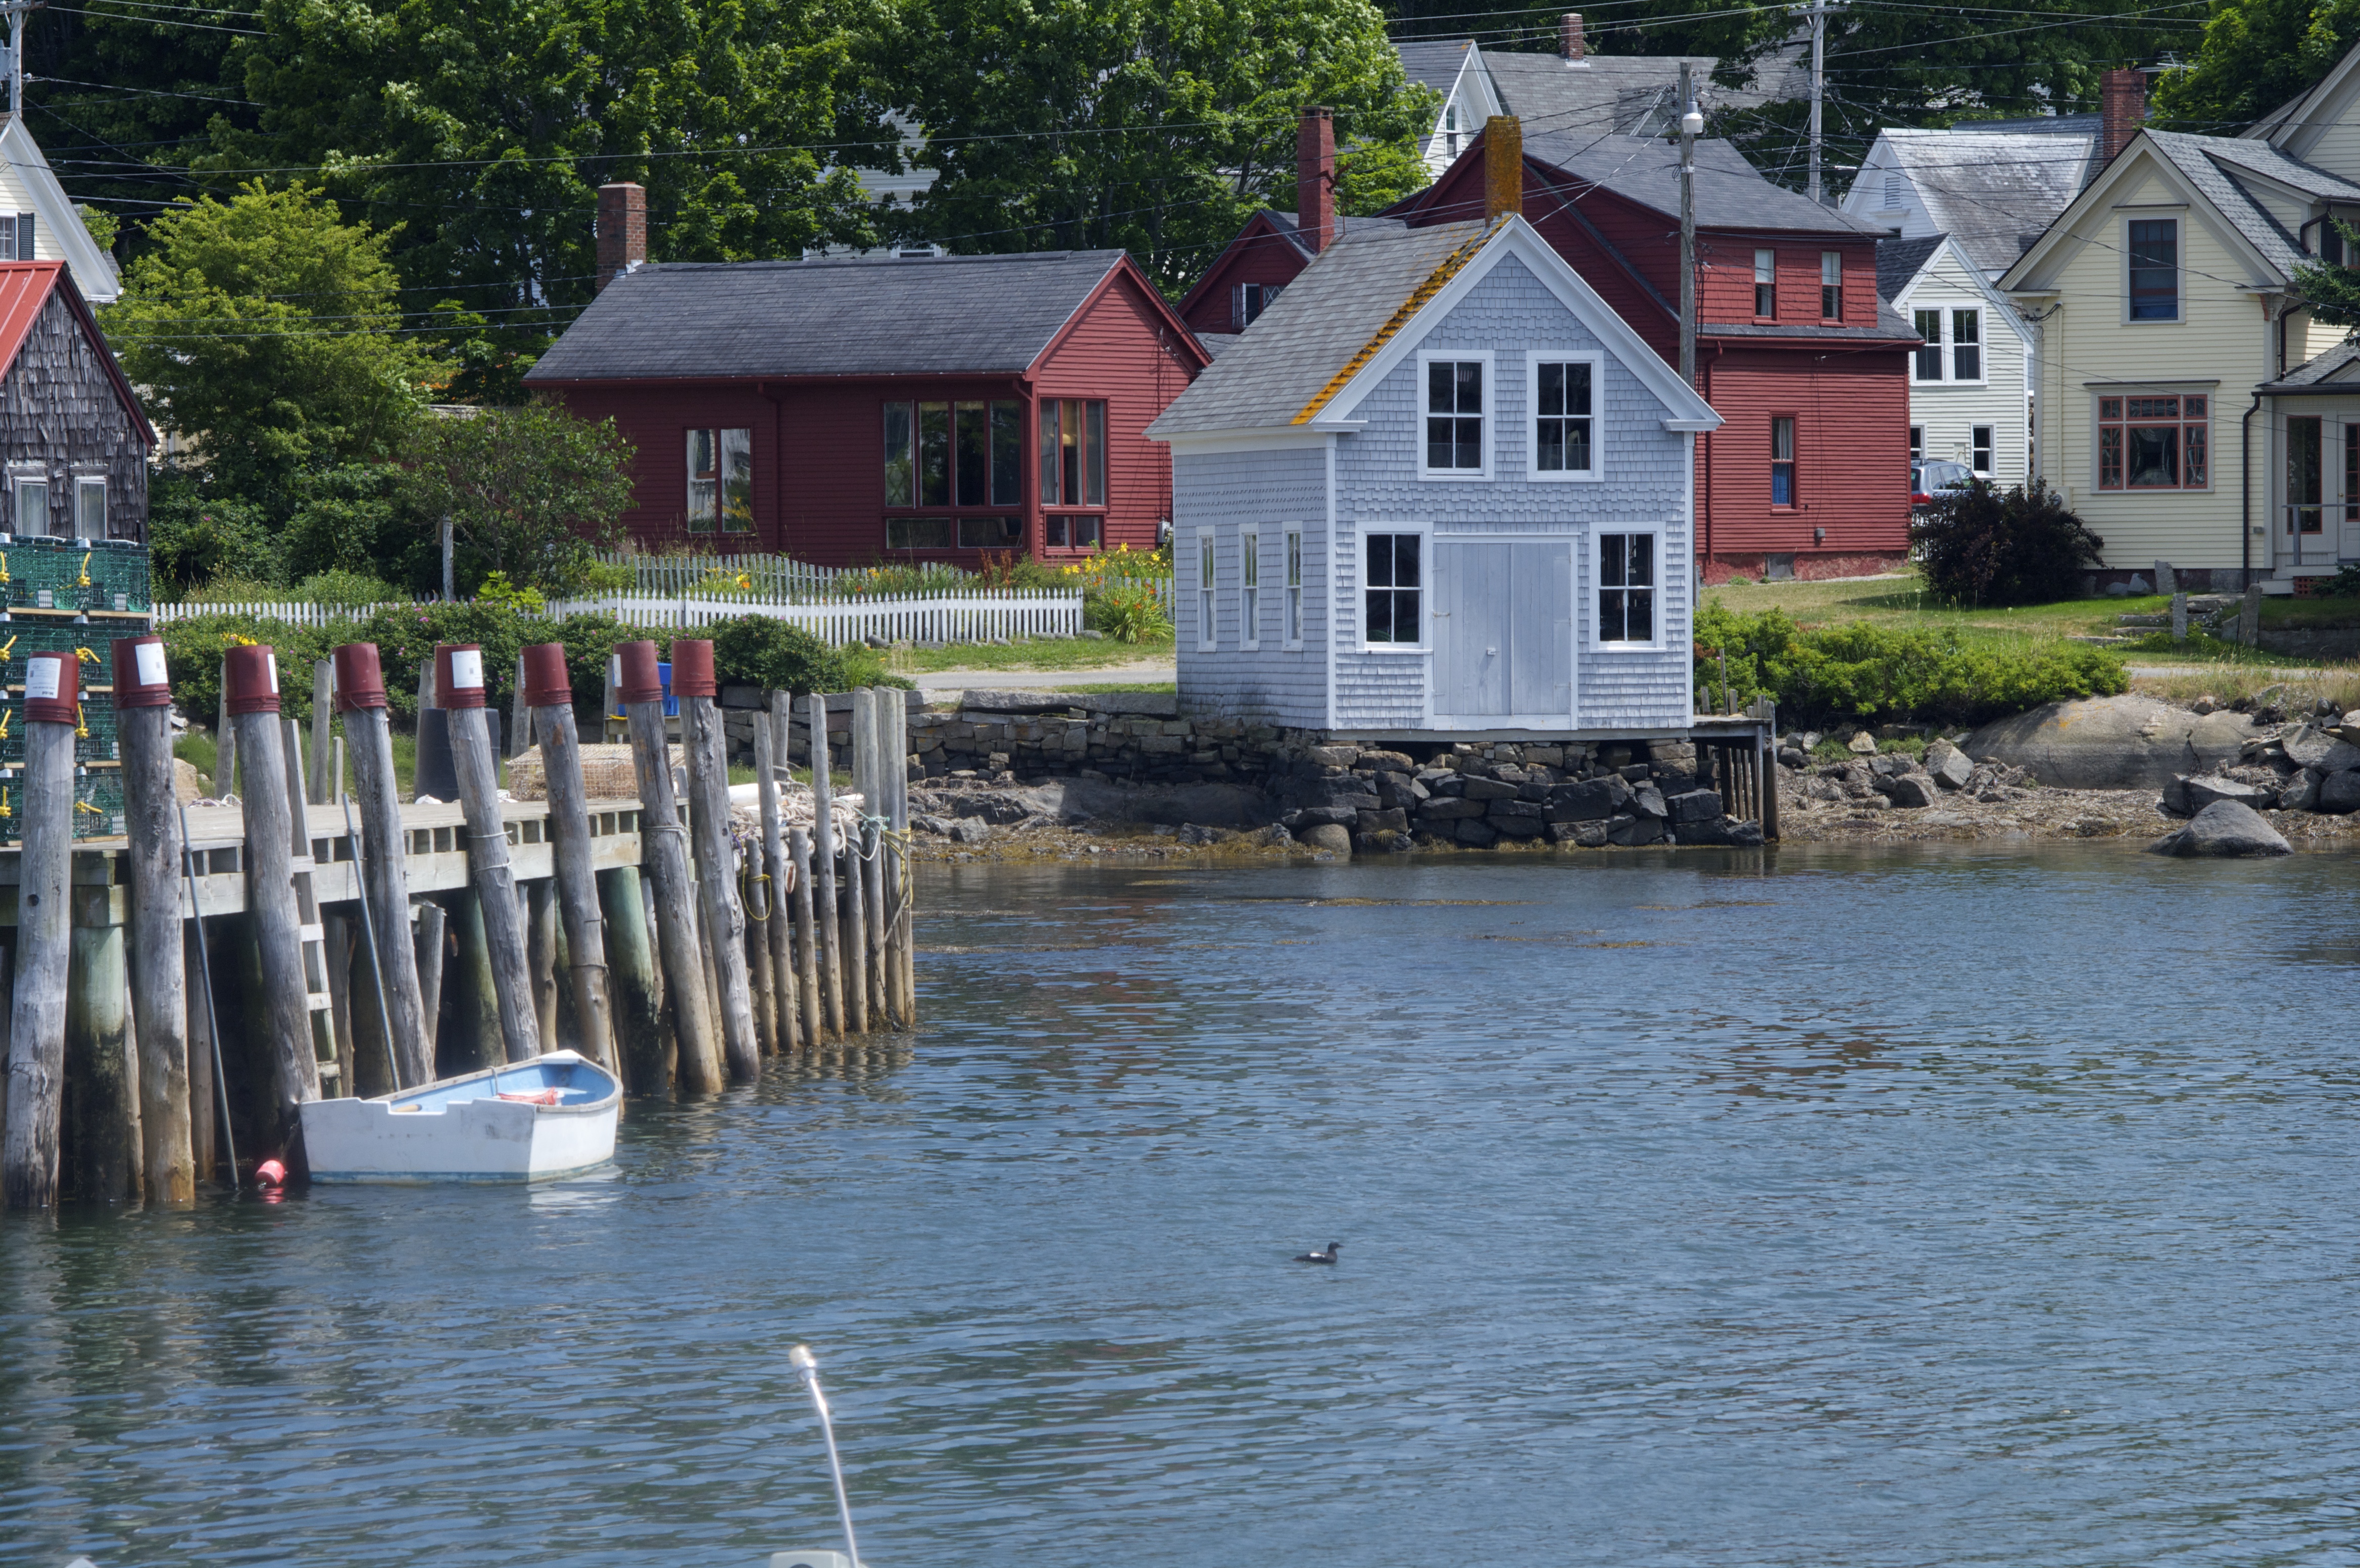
[881,0,1434,292]
[2152,0,2360,130]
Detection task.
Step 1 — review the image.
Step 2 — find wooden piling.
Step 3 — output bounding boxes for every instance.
[676,666,759,1082]
[623,658,723,1092]
[807,693,846,1038]
[597,865,667,1092]
[413,898,447,1062]
[231,674,323,1157]
[445,681,542,1065]
[857,690,889,1028]
[66,897,135,1202]
[323,912,356,1098]
[789,826,822,1048]
[309,661,333,804]
[119,688,194,1204]
[528,881,560,1052]
[184,925,215,1182]
[340,679,434,1090]
[529,690,620,1073]
[887,689,915,1028]
[746,895,778,1056]
[754,711,799,1052]
[7,657,88,1205]
[449,889,504,1073]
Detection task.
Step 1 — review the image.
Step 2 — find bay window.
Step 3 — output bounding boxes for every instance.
[2096,394,2207,489]
[686,427,752,532]
[885,401,1021,511]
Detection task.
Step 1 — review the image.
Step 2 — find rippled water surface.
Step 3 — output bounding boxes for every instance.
[6,845,2360,1568]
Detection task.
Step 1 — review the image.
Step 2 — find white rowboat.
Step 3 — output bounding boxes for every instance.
[300,1051,621,1184]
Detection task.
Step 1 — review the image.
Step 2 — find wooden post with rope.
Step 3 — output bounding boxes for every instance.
[807,692,846,1039]
[336,644,435,1089]
[620,641,723,1090]
[672,640,759,1081]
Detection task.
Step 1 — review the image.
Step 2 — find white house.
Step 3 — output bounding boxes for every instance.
[1842,123,2099,279]
[1145,186,1720,740]
[1879,233,2033,486]
[0,118,119,304]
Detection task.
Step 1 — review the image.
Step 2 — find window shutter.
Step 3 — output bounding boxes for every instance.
[16,215,31,261]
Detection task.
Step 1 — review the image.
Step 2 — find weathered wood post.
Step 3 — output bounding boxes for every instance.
[522,646,620,1073]
[789,826,822,1048]
[888,687,915,1027]
[618,641,723,1091]
[672,641,759,1081]
[2,651,77,1206]
[838,692,871,1035]
[215,660,236,799]
[754,711,799,1052]
[184,924,215,1181]
[435,644,540,1064]
[807,693,846,1037]
[67,884,135,1203]
[413,899,447,1062]
[596,866,666,1092]
[856,689,889,1028]
[528,882,560,1050]
[309,660,334,804]
[224,645,321,1162]
[115,634,194,1203]
[334,644,434,1089]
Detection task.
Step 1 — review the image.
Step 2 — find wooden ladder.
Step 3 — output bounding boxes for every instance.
[282,721,340,1091]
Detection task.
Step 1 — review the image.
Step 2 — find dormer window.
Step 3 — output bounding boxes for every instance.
[1234,282,1284,330]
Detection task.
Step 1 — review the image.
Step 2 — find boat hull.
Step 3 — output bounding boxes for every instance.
[300,1052,621,1185]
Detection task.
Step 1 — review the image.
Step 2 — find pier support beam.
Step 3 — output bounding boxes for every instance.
[526,648,619,1074]
[66,887,135,1203]
[438,644,540,1065]
[226,647,319,1163]
[597,865,667,1093]
[619,641,722,1092]
[755,710,799,1053]
[674,643,758,1082]
[117,641,195,1205]
[338,646,434,1090]
[808,693,846,1039]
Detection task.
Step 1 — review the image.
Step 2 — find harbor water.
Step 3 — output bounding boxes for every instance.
[5,844,2359,1567]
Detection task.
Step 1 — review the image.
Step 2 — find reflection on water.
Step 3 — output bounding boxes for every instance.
[5,843,2360,1568]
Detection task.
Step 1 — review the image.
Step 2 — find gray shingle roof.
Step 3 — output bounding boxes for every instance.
[1876,233,1945,302]
[1522,132,1888,236]
[2258,336,2360,392]
[1962,113,2101,136]
[1147,221,1488,435]
[525,250,1125,382]
[1879,128,2098,275]
[2140,130,2360,278]
[1396,38,1478,96]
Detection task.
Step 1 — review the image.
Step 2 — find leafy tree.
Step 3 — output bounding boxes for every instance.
[2152,0,2360,131]
[397,404,635,595]
[147,471,283,593]
[196,0,899,386]
[1911,478,2107,606]
[2293,220,2360,323]
[881,0,1433,292]
[106,184,430,505]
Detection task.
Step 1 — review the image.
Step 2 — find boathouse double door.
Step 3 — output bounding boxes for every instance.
[1429,536,1574,728]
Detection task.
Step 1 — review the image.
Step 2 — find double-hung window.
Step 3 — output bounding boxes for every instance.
[2288,416,2325,535]
[1950,309,1982,380]
[2097,394,2207,489]
[0,213,32,261]
[1771,416,1796,505]
[1234,282,1284,329]
[1821,251,1843,319]
[1240,529,1261,651]
[1912,310,1943,380]
[1754,249,1776,317]
[1531,353,1598,478]
[1598,533,1655,646]
[1971,425,1993,475]
[13,474,48,535]
[1363,532,1420,645]
[1196,528,1216,651]
[74,477,105,540]
[686,428,753,532]
[1909,424,1924,462]
[2346,426,2360,530]
[1421,354,1488,477]
[2128,219,2179,320]
[1284,528,1304,646]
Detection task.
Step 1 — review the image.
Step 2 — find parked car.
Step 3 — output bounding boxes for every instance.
[1911,459,1974,509]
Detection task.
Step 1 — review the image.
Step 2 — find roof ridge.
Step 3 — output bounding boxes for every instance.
[1293,221,1499,425]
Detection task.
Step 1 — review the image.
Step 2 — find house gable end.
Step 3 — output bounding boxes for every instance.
[1029,256,1211,378]
[2002,138,2286,295]
[1176,212,1314,336]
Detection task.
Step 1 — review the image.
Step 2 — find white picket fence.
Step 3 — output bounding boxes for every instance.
[153,588,1085,645]
[595,551,848,600]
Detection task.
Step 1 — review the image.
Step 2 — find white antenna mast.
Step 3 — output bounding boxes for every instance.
[790,1344,864,1568]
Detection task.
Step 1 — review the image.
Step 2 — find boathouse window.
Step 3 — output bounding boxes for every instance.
[1912,310,1943,380]
[1240,528,1262,650]
[686,427,752,532]
[1531,354,1599,478]
[1420,353,1489,477]
[1598,532,1656,646]
[1285,527,1304,646]
[2127,219,2179,321]
[1040,399,1107,507]
[1363,532,1421,645]
[1972,424,1994,475]
[1821,252,1843,319]
[1771,415,1796,505]
[1951,309,1983,381]
[1197,527,1216,651]
[885,401,1022,510]
[74,478,105,541]
[13,474,48,535]
[2096,394,2207,489]
[1754,249,1775,317]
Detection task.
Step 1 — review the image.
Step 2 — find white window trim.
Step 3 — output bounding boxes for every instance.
[2121,212,2184,326]
[1525,348,1605,483]
[1353,518,1431,653]
[1239,525,1262,652]
[1970,424,1994,475]
[1909,306,1945,383]
[11,472,50,537]
[1591,524,1667,653]
[1415,349,1494,482]
[1195,526,1217,652]
[1283,525,1305,651]
[1947,305,1988,387]
[73,476,105,541]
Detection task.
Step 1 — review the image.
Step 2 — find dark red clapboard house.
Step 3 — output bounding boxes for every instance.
[1189,115,1918,582]
[524,185,1209,564]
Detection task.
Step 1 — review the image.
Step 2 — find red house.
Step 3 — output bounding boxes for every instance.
[525,186,1209,563]
[1187,116,1918,582]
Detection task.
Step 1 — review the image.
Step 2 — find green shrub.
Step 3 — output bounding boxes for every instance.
[708,614,860,695]
[1086,583,1173,643]
[1911,479,2106,606]
[158,614,343,726]
[2319,563,2360,599]
[1694,603,2128,727]
[294,569,401,607]
[148,473,283,594]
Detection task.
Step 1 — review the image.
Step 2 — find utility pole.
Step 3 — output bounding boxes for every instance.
[1679,62,1701,388]
[1798,1,1841,206]
[3,1,45,120]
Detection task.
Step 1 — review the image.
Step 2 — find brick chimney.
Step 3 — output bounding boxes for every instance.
[2101,68,2146,165]
[1561,12,1585,62]
[1297,108,1336,255]
[1484,116,1523,220]
[596,182,646,292]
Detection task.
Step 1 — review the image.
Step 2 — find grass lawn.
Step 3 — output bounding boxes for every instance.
[1702,570,2169,643]
[2261,596,2360,628]
[885,629,1176,674]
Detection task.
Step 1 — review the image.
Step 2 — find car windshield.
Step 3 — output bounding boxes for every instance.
[1922,462,1972,489]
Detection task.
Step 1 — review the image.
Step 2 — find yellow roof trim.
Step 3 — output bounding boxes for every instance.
[1292,220,1502,425]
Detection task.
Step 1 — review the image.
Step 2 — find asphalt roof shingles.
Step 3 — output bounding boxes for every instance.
[1521,132,1887,236]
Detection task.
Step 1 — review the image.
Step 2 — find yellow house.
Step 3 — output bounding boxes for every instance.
[2001,87,2360,590]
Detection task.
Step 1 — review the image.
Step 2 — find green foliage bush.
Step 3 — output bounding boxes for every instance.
[1910,479,2107,607]
[148,473,282,594]
[1694,604,2130,727]
[1085,583,1174,643]
[293,569,402,607]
